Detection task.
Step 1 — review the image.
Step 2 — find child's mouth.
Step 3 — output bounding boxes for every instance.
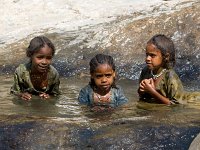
[38,65,48,71]
[101,85,110,89]
[146,63,152,68]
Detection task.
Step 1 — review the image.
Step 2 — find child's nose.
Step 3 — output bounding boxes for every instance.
[101,76,107,82]
[146,55,151,61]
[42,58,48,64]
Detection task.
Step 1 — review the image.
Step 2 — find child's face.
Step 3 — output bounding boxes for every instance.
[31,45,53,73]
[92,64,115,92]
[145,43,163,71]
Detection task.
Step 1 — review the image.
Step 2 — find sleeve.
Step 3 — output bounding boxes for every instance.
[49,71,61,96]
[139,66,151,83]
[10,69,22,96]
[164,70,184,103]
[78,86,91,105]
[47,66,61,96]
[139,68,145,83]
[138,67,151,98]
[116,86,128,106]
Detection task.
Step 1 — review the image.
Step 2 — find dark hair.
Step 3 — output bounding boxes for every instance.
[147,34,175,68]
[26,36,55,57]
[89,53,116,89]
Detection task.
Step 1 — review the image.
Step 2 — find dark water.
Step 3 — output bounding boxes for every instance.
[0,74,200,149]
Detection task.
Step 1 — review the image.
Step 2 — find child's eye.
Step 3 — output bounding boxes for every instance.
[146,53,156,58]
[46,56,52,60]
[150,54,156,58]
[151,54,156,58]
[96,75,103,78]
[105,74,112,78]
[37,56,44,59]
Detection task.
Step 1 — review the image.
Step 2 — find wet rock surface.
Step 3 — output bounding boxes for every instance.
[0,1,200,80]
[0,116,200,150]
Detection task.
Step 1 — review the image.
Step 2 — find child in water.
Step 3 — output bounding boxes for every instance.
[78,54,128,111]
[10,36,60,101]
[138,34,200,105]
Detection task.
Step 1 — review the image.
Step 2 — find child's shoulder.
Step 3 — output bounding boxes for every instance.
[112,85,124,93]
[141,66,151,74]
[114,85,122,89]
[79,84,93,96]
[165,68,179,78]
[49,65,59,74]
[15,63,30,73]
[49,64,57,71]
[80,84,92,91]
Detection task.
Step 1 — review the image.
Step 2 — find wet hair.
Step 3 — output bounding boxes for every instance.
[26,36,55,58]
[147,34,175,68]
[89,53,117,89]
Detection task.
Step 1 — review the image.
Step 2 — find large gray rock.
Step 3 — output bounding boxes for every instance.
[0,1,199,79]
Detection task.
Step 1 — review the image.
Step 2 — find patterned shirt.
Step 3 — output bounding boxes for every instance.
[138,66,200,104]
[78,84,128,108]
[10,62,60,96]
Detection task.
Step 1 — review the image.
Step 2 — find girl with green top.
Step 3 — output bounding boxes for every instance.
[138,34,199,105]
[10,36,60,101]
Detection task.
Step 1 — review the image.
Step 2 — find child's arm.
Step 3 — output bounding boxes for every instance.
[39,79,60,100]
[116,86,128,106]
[47,78,60,98]
[140,78,171,105]
[78,86,90,105]
[10,71,21,95]
[10,70,32,101]
[47,68,61,97]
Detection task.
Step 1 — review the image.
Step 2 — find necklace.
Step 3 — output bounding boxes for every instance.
[94,92,111,103]
[151,69,166,80]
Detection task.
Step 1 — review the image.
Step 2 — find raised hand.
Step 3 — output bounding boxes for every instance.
[139,78,155,93]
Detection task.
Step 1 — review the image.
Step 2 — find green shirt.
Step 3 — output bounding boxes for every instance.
[10,62,60,96]
[139,67,200,104]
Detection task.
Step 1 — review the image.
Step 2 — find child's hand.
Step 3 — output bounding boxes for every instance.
[139,79,149,92]
[19,92,32,101]
[139,78,155,93]
[39,93,50,100]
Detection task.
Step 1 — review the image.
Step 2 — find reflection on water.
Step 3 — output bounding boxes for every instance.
[0,75,200,149]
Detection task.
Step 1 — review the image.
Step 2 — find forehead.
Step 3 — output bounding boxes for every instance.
[35,45,52,55]
[146,43,161,54]
[95,64,113,73]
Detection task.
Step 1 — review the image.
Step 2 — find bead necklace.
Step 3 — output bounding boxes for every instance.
[151,69,166,80]
[94,92,111,103]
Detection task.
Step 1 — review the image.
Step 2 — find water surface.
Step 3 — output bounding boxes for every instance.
[1,75,200,149]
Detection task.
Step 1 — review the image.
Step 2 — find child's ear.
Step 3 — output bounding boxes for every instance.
[113,71,116,78]
[165,53,170,61]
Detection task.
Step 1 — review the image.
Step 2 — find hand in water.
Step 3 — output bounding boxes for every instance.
[19,92,32,101]
[39,93,50,100]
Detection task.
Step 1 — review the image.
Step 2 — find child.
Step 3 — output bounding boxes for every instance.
[78,54,128,111]
[138,34,200,105]
[10,36,60,101]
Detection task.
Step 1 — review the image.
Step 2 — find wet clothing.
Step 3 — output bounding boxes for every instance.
[78,85,128,108]
[10,63,60,96]
[139,66,200,104]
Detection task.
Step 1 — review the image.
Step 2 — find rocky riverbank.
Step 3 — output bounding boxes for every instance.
[0,1,199,80]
